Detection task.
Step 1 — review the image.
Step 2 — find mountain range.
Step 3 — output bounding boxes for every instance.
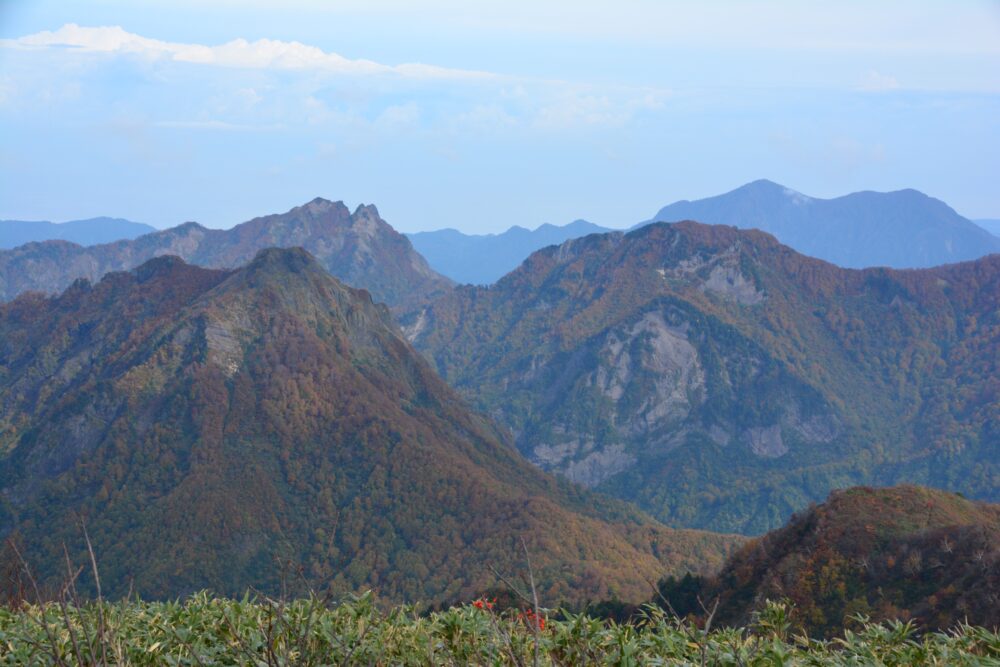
[4,183,996,296]
[407,221,999,534]
[0,199,452,312]
[407,220,613,285]
[403,181,1000,286]
[1,188,997,612]
[0,217,156,249]
[0,248,739,603]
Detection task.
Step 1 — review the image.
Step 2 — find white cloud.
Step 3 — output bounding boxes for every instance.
[374,102,420,129]
[532,87,668,129]
[769,131,888,174]
[858,70,901,92]
[0,23,676,135]
[455,105,519,131]
[153,119,284,131]
[1,23,494,80]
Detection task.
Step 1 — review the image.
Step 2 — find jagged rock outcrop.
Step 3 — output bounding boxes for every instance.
[0,199,452,312]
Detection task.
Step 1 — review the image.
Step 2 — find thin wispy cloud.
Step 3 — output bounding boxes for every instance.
[153,119,286,131]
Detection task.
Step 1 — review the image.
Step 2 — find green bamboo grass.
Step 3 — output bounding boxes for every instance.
[1,593,998,666]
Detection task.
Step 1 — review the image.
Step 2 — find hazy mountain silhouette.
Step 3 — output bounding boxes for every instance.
[975,219,1000,237]
[0,217,155,249]
[643,180,1000,268]
[407,219,613,285]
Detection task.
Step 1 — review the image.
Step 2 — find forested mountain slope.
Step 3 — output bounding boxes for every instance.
[409,221,999,534]
[0,248,739,604]
[660,485,1000,637]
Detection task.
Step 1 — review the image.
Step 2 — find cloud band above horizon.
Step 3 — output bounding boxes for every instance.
[1,23,494,79]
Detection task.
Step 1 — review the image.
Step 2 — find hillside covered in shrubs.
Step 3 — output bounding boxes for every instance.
[658,485,1000,638]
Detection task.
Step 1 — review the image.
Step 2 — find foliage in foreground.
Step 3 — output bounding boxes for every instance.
[1,593,999,666]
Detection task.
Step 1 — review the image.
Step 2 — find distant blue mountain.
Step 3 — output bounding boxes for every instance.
[0,217,156,249]
[975,219,1000,238]
[641,180,1000,268]
[407,219,613,284]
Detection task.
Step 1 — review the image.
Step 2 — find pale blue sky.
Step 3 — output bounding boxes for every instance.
[1,1,998,231]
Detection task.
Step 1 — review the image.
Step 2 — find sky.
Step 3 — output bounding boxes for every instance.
[1,1,998,232]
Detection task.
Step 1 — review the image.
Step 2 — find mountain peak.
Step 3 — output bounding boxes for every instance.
[129,254,191,282]
[173,221,208,233]
[246,245,317,272]
[293,197,348,218]
[352,203,381,219]
[235,246,335,294]
[743,178,786,190]
[736,179,811,202]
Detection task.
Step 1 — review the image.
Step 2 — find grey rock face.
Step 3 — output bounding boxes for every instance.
[660,242,765,306]
[745,425,788,458]
[525,309,706,487]
[562,444,637,487]
[593,312,705,435]
[789,413,840,444]
[701,264,764,305]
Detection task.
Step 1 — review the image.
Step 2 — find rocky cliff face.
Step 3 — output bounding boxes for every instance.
[410,222,1000,534]
[0,199,452,312]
